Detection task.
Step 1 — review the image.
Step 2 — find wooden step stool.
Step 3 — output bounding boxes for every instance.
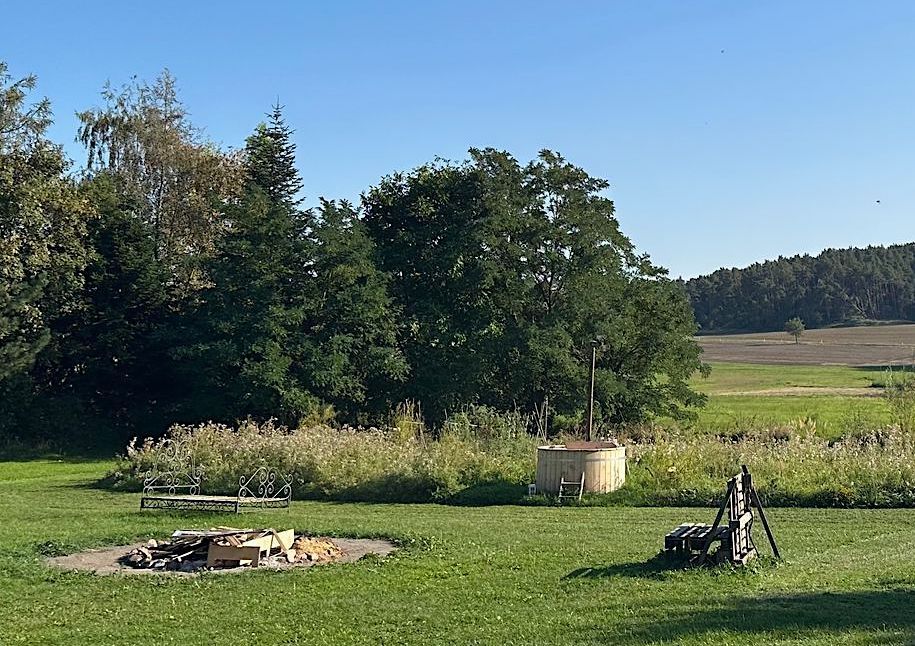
[558,472,585,504]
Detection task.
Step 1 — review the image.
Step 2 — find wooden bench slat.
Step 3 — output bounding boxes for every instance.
[664,466,774,566]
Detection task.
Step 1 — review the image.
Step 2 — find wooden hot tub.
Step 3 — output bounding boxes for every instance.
[535,442,626,494]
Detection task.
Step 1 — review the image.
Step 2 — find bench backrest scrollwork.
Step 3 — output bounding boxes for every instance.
[238,466,293,505]
[142,438,202,496]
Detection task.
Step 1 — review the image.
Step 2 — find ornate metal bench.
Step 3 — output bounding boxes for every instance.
[139,439,292,512]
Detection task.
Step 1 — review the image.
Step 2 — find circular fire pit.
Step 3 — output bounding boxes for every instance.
[46,535,397,576]
[535,441,626,494]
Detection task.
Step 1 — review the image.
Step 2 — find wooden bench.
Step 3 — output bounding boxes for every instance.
[664,465,780,565]
[139,439,292,512]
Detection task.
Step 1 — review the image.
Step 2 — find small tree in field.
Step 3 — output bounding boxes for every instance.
[785,317,805,344]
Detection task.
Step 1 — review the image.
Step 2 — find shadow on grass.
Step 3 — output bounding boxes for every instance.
[563,552,688,580]
[586,588,915,645]
[443,482,529,506]
[86,474,533,507]
[0,451,115,463]
[319,479,530,506]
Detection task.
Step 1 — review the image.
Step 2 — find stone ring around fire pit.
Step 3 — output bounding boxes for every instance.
[46,529,397,576]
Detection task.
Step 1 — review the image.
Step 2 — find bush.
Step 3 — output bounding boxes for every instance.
[111,412,538,504]
[884,371,915,432]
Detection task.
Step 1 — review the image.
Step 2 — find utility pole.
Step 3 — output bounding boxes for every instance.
[586,340,597,442]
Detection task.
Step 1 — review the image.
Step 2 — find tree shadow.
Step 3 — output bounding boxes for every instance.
[585,588,915,645]
[0,452,114,463]
[442,481,529,506]
[316,477,530,506]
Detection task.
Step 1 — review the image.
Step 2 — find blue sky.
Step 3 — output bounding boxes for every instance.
[4,1,914,278]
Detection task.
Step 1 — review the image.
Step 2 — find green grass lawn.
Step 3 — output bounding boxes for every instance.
[5,460,915,645]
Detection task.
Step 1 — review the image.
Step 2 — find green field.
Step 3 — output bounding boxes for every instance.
[687,362,898,436]
[4,460,915,645]
[692,362,891,394]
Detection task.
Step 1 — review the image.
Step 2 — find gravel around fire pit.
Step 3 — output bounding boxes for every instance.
[46,536,397,576]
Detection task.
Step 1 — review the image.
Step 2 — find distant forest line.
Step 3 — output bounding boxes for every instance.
[684,243,915,333]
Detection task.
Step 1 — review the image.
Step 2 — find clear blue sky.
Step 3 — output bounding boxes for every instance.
[4,1,914,278]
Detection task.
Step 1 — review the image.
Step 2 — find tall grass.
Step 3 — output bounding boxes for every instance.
[614,424,915,508]
[110,401,915,507]
[111,406,537,503]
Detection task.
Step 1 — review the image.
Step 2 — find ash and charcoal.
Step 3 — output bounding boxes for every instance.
[120,527,345,573]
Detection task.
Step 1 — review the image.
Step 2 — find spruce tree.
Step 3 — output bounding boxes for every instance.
[193,107,313,421]
[244,103,304,207]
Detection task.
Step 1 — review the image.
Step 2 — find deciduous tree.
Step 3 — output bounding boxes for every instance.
[785,316,805,344]
[363,148,706,426]
[77,71,242,291]
[0,63,90,382]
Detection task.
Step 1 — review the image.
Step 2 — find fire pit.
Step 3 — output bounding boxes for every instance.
[46,530,397,575]
[121,527,341,572]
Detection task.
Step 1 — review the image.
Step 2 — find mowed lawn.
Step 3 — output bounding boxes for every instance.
[5,462,915,645]
[688,362,897,435]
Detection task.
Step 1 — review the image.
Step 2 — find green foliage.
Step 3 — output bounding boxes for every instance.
[299,199,408,418]
[0,63,91,404]
[883,371,915,433]
[0,63,90,382]
[108,403,915,509]
[189,107,315,421]
[187,111,405,424]
[77,70,242,288]
[363,148,705,425]
[443,404,529,442]
[612,425,915,508]
[244,103,304,206]
[0,63,51,153]
[194,184,314,421]
[54,176,179,438]
[0,63,705,449]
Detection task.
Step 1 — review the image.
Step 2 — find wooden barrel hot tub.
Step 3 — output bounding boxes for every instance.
[535,442,626,494]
